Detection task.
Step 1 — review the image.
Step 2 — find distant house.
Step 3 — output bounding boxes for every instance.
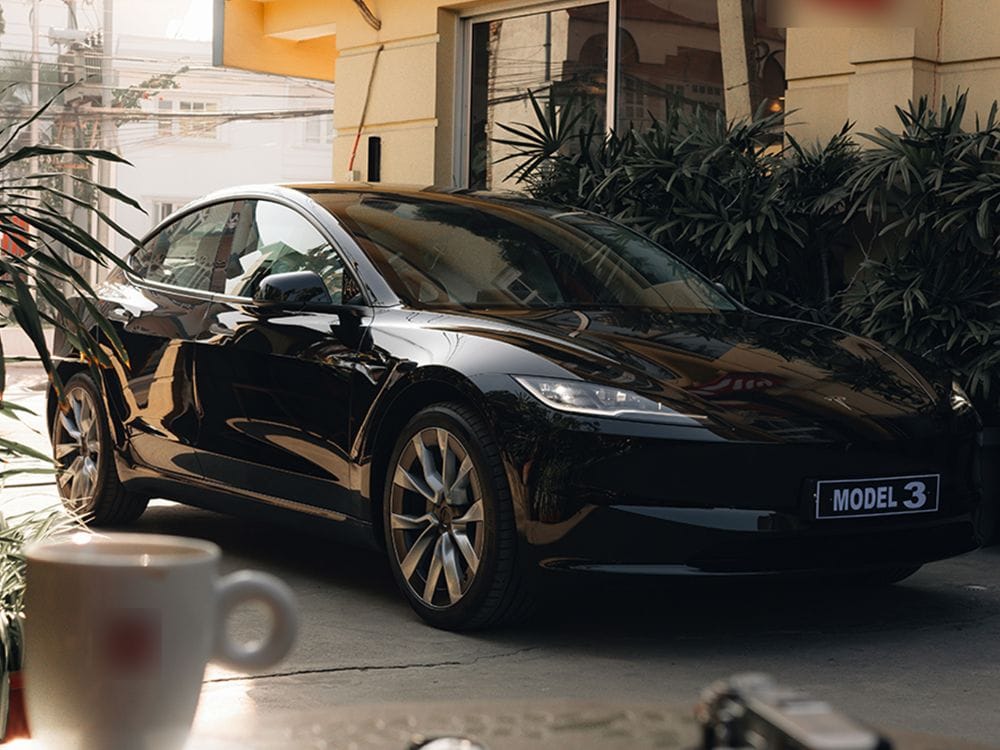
[112,34,334,255]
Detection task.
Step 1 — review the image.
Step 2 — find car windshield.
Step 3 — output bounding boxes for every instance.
[312,192,736,313]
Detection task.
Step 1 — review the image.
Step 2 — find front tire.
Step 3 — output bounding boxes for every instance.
[383,403,532,630]
[51,373,148,526]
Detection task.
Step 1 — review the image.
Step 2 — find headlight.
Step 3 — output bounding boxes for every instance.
[513,375,707,425]
[950,380,974,414]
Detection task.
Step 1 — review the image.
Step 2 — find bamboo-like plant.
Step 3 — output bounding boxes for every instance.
[0,90,135,692]
[839,93,1000,418]
[0,508,83,627]
[495,90,837,317]
[494,88,1000,419]
[783,124,862,311]
[0,90,140,465]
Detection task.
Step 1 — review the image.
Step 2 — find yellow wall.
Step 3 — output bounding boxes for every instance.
[786,0,1000,145]
[219,0,473,184]
[219,0,1000,183]
[218,0,338,81]
[325,1,473,185]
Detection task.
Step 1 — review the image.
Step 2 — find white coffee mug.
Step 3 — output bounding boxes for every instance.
[23,532,298,750]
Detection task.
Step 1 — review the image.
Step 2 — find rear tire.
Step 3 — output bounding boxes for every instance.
[383,402,534,630]
[51,373,148,526]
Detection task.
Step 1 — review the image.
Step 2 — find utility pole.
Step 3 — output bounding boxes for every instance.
[55,0,81,283]
[29,0,41,174]
[51,0,104,290]
[95,0,114,278]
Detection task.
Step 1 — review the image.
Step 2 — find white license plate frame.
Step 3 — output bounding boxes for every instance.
[814,474,940,520]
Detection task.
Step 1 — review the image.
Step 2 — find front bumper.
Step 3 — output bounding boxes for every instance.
[529,504,981,574]
[502,414,984,575]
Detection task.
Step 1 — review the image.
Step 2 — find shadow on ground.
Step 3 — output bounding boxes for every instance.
[130,501,1000,658]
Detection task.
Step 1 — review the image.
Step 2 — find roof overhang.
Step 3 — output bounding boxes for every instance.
[213,0,338,82]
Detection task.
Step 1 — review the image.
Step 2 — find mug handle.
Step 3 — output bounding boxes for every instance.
[213,571,298,671]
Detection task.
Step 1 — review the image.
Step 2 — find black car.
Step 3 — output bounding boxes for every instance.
[49,184,986,629]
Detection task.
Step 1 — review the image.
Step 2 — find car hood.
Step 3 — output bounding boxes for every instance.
[443,307,951,443]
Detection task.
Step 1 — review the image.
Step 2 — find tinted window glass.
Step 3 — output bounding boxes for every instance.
[132,202,240,291]
[318,193,735,313]
[222,201,350,303]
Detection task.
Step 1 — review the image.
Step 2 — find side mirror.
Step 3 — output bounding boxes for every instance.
[253,271,332,307]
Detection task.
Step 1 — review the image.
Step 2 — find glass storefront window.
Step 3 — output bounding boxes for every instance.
[468,3,609,190]
[616,0,725,131]
[466,1,785,188]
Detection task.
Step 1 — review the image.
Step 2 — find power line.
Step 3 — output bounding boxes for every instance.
[0,105,331,120]
[81,106,333,120]
[0,53,335,92]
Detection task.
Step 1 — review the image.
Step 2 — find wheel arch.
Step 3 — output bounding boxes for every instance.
[47,317,129,445]
[47,358,129,450]
[47,360,89,435]
[363,367,496,548]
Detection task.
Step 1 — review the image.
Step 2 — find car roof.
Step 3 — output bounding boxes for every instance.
[194,182,565,215]
[285,182,517,201]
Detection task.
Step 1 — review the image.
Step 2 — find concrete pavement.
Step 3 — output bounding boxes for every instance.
[170,499,1000,747]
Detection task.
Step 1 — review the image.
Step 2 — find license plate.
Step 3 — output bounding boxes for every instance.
[815,474,940,520]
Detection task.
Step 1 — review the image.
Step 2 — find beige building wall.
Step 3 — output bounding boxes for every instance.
[329,0,475,187]
[325,0,744,188]
[221,0,1000,185]
[786,0,1000,145]
[249,0,606,188]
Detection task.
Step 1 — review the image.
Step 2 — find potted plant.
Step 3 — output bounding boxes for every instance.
[0,88,139,738]
[0,506,83,740]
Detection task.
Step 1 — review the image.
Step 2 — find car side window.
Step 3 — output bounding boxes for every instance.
[222,200,353,303]
[131,202,241,292]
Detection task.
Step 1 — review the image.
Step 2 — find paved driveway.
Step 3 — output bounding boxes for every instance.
[137,502,996,747]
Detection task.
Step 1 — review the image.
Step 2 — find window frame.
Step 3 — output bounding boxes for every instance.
[157,100,174,137]
[457,0,778,187]
[152,199,185,224]
[303,113,335,146]
[178,100,220,140]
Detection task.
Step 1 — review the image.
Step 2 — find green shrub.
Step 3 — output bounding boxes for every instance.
[0,91,136,398]
[498,90,1000,420]
[499,96,804,316]
[839,95,1000,418]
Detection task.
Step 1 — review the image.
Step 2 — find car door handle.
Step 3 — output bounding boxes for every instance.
[208,323,234,338]
[108,307,134,324]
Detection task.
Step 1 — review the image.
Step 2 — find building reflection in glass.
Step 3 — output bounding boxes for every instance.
[467,0,787,188]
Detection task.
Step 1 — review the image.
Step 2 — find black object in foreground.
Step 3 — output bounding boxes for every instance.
[698,673,890,750]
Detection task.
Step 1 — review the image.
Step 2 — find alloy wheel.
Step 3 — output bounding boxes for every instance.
[53,384,102,508]
[388,427,485,609]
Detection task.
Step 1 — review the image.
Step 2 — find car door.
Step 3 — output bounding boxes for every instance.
[105,200,243,480]
[195,199,371,520]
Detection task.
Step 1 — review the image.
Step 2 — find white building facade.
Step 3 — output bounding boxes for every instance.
[112,34,335,255]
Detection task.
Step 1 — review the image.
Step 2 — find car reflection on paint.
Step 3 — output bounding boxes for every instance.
[49,184,985,630]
